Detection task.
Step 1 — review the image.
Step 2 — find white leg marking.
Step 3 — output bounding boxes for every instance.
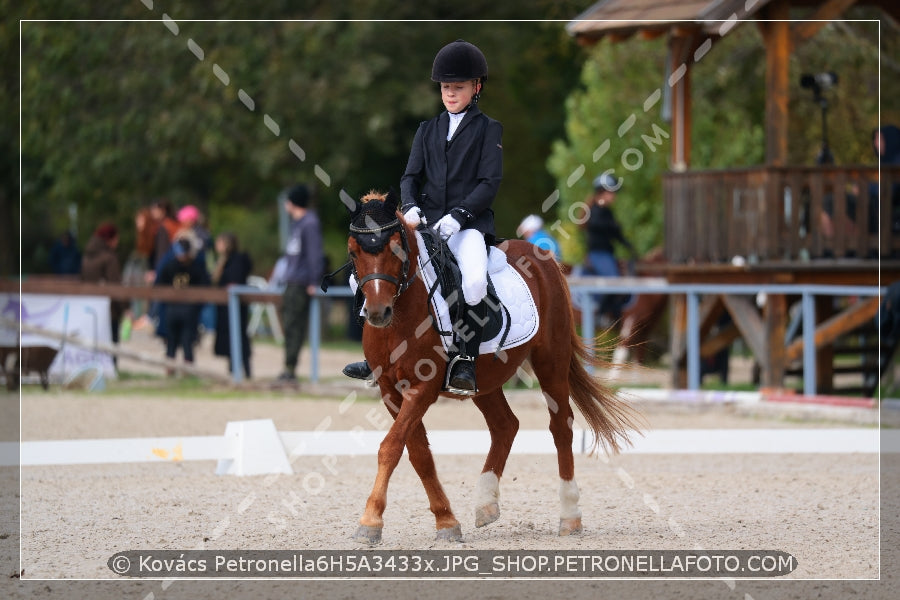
[475,471,500,507]
[559,479,582,520]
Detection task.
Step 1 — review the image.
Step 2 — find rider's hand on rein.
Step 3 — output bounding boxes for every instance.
[403,206,426,227]
[434,214,462,239]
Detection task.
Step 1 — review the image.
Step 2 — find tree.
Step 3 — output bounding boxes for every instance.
[14,2,586,276]
[547,38,669,265]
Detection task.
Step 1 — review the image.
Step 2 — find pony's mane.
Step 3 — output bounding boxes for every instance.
[360,190,388,203]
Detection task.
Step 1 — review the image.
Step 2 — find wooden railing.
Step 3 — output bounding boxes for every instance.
[0,280,274,305]
[663,166,900,264]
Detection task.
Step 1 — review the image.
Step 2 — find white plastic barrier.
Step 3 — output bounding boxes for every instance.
[1,423,889,476]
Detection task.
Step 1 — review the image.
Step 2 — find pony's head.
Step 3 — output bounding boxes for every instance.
[348,189,413,327]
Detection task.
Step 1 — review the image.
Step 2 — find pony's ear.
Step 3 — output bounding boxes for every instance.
[385,187,400,213]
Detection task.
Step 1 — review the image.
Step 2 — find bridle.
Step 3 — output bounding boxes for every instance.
[347,216,416,300]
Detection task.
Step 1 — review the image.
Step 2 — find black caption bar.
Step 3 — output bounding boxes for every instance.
[108,550,797,578]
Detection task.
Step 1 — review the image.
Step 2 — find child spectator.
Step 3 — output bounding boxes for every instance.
[154,230,210,373]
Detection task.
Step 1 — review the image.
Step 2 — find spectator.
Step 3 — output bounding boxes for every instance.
[516,214,561,260]
[177,204,214,334]
[820,124,900,257]
[177,204,213,255]
[874,124,900,166]
[871,124,900,237]
[81,222,128,365]
[149,199,180,274]
[49,231,81,275]
[122,206,157,324]
[277,184,324,383]
[212,232,253,379]
[583,173,637,321]
[154,229,210,373]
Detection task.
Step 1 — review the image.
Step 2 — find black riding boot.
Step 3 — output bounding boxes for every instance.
[446,302,486,394]
[343,360,373,380]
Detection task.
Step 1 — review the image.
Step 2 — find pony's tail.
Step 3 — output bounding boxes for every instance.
[568,327,644,454]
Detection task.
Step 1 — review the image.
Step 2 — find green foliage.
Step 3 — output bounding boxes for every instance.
[691,26,767,168]
[13,2,585,277]
[547,38,669,264]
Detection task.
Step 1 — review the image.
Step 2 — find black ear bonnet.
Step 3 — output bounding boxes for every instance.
[349,191,401,254]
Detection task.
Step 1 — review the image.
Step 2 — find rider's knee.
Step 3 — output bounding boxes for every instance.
[463,279,488,306]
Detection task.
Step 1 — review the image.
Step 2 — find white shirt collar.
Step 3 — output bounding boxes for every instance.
[447,110,467,141]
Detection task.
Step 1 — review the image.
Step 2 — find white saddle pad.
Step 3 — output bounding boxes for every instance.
[414,232,539,355]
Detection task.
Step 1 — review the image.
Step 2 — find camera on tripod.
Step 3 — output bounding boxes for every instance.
[800,72,838,95]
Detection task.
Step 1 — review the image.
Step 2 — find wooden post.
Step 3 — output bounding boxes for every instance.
[815,295,836,393]
[671,295,687,388]
[763,293,787,387]
[760,0,791,167]
[667,31,699,171]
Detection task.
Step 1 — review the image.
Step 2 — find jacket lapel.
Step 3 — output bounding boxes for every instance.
[448,105,481,145]
[437,112,449,147]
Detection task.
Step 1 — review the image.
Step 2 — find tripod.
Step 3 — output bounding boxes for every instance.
[814,89,834,166]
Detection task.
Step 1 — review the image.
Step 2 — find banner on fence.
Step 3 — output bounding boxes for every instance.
[0,293,116,380]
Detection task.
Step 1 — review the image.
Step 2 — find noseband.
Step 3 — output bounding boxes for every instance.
[349,216,415,300]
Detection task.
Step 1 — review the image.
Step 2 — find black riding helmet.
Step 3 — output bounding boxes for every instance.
[432,41,488,109]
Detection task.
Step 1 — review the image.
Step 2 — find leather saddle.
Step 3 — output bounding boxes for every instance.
[417,228,510,351]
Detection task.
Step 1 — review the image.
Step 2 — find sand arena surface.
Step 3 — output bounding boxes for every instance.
[11,388,881,585]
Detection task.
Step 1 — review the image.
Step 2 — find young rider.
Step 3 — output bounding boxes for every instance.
[343,39,503,393]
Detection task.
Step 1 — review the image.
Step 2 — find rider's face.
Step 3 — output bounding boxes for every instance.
[440,80,480,114]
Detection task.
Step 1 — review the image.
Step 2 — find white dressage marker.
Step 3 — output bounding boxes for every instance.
[215,419,293,476]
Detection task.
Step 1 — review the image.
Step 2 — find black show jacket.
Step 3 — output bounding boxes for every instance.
[400,105,503,236]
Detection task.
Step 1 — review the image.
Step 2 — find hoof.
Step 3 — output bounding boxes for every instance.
[558,517,583,536]
[353,525,383,545]
[435,524,463,542]
[475,503,500,528]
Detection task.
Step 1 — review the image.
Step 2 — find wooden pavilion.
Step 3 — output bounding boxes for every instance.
[568,0,900,393]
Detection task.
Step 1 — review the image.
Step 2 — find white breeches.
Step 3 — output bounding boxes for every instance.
[447,228,488,305]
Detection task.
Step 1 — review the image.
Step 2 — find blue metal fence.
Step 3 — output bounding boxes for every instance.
[227,280,883,395]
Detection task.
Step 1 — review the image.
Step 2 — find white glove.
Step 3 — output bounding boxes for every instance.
[403,206,426,227]
[434,214,461,239]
